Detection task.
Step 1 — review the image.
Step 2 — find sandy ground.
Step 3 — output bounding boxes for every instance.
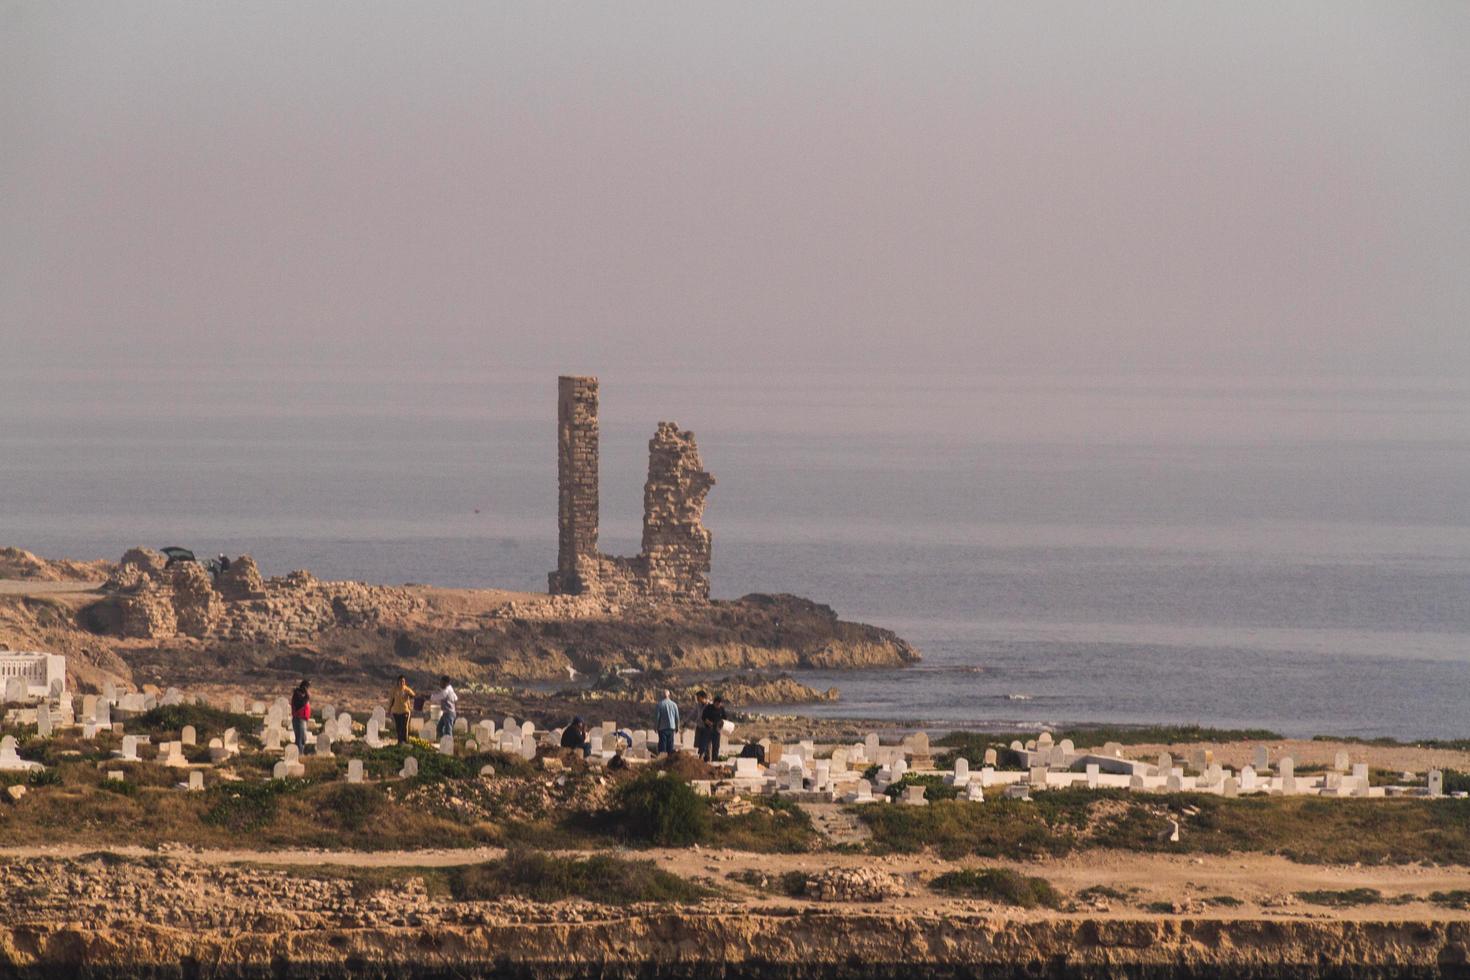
[0,580,102,597]
[1,843,1466,921]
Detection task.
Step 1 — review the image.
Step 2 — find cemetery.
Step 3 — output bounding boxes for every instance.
[1,653,1462,832]
[3,654,1470,975]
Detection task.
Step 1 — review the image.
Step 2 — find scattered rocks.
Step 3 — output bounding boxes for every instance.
[803,867,909,903]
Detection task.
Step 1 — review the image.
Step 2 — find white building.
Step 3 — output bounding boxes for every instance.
[0,652,66,701]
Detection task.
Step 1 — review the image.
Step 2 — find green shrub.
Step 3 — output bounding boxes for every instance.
[98,776,138,796]
[612,772,710,846]
[202,778,308,832]
[132,704,256,741]
[711,797,818,853]
[929,868,1062,908]
[315,783,383,831]
[357,743,526,783]
[1430,890,1470,909]
[1442,769,1470,795]
[1295,888,1383,907]
[882,772,958,802]
[449,850,710,905]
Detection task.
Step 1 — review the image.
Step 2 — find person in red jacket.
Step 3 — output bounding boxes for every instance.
[290,679,312,754]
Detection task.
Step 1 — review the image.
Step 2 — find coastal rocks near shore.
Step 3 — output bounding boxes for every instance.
[564,672,840,707]
[393,592,918,684]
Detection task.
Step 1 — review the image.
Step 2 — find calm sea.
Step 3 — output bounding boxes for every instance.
[3,360,1468,740]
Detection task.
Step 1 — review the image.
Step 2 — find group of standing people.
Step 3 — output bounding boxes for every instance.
[386,674,458,744]
[284,675,459,754]
[655,689,727,761]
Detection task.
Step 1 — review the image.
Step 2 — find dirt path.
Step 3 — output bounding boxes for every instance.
[0,580,102,597]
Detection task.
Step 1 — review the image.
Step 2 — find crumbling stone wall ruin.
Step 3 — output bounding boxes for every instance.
[104,548,421,643]
[548,376,715,601]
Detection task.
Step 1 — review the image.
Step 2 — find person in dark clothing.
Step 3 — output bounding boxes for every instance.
[691,690,710,759]
[561,717,591,757]
[700,695,727,762]
[289,680,311,754]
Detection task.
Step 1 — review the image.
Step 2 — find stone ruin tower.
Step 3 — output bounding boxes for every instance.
[549,376,715,600]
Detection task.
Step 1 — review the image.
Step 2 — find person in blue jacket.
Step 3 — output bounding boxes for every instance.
[654,689,680,755]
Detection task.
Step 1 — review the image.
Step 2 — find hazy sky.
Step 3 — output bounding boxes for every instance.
[3,2,1468,376]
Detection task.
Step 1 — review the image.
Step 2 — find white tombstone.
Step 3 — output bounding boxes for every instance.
[95,700,111,727]
[1240,766,1257,790]
[1058,738,1075,757]
[1253,745,1270,771]
[284,744,300,766]
[347,759,364,783]
[439,735,455,756]
[36,704,52,738]
[735,756,759,778]
[982,748,998,767]
[273,760,290,780]
[454,716,468,735]
[902,784,928,806]
[366,718,383,748]
[82,722,97,740]
[965,781,984,802]
[0,735,41,771]
[1102,741,1123,758]
[181,725,196,747]
[849,778,875,803]
[1086,763,1100,789]
[1165,772,1184,792]
[208,738,228,763]
[401,756,419,778]
[120,735,140,761]
[337,713,354,741]
[317,731,334,757]
[864,733,880,759]
[1429,770,1444,798]
[502,716,517,734]
[1037,731,1054,749]
[1279,757,1296,794]
[186,771,204,792]
[1157,752,1172,774]
[4,677,26,703]
[1334,751,1350,772]
[370,706,386,726]
[950,757,970,786]
[160,741,188,768]
[1223,776,1239,798]
[82,694,98,721]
